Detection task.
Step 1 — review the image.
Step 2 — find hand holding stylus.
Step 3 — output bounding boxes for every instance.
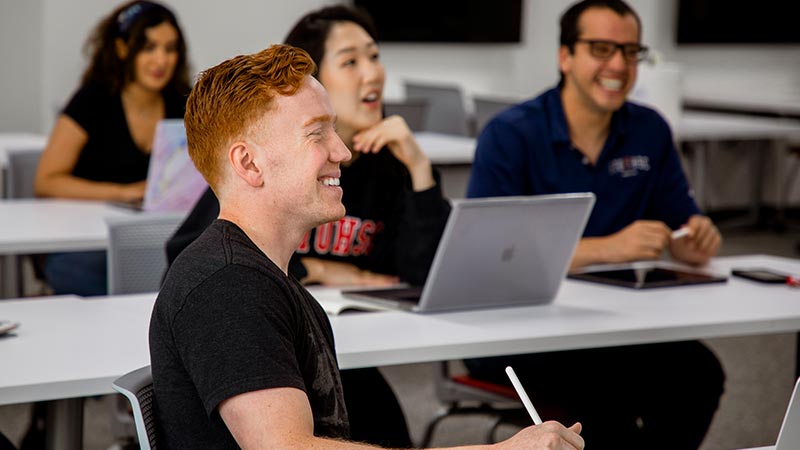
[505,366,543,425]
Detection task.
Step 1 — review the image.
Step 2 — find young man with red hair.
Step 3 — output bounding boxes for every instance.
[149,44,584,450]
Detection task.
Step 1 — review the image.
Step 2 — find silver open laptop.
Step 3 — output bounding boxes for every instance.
[769,377,800,450]
[343,193,595,313]
[744,377,800,450]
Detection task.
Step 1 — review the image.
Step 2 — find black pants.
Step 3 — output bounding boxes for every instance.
[340,367,412,448]
[465,340,724,450]
[0,431,16,450]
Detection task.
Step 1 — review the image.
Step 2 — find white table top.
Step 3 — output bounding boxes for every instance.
[415,131,476,165]
[411,115,800,167]
[0,199,133,254]
[0,133,47,166]
[1,254,799,406]
[330,254,800,368]
[684,89,800,118]
[0,294,150,405]
[678,111,800,141]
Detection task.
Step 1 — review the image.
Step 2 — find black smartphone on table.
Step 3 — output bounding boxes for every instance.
[731,268,791,284]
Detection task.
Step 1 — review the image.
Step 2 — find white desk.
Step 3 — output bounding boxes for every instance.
[679,112,800,223]
[0,294,147,450]
[681,91,800,226]
[2,254,800,449]
[0,199,133,298]
[415,131,475,165]
[328,254,800,368]
[0,132,475,253]
[0,294,151,405]
[414,115,800,217]
[0,199,133,255]
[411,115,800,165]
[684,89,800,120]
[679,112,800,141]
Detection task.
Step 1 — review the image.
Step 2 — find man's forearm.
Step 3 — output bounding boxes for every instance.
[570,237,611,271]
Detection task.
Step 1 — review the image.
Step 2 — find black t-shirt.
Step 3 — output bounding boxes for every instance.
[150,220,349,449]
[62,83,185,183]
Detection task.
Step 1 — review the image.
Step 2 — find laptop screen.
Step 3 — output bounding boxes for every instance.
[343,193,595,313]
[142,119,207,213]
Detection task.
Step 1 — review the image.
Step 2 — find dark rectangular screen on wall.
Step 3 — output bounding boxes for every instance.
[677,0,800,44]
[352,0,523,43]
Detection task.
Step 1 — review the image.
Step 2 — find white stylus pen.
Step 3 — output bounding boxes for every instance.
[505,366,543,425]
[671,227,690,240]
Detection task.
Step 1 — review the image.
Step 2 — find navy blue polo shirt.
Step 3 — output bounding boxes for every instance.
[467,87,699,237]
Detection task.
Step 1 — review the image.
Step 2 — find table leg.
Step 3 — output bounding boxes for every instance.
[1,255,19,298]
[45,398,84,450]
[746,140,767,226]
[691,141,708,211]
[772,139,788,228]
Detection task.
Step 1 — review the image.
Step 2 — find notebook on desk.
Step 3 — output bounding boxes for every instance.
[141,119,207,213]
[342,193,595,313]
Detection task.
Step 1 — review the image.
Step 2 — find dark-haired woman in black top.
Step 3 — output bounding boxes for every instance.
[34,1,190,296]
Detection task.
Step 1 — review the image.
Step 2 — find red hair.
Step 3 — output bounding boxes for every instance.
[185,44,316,187]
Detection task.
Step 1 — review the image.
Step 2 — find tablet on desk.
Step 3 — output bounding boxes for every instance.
[568,262,727,289]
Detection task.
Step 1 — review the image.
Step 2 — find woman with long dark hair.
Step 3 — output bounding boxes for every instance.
[34,0,190,296]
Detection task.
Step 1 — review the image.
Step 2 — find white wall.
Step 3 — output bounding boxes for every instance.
[633,0,800,100]
[0,0,44,133]
[3,0,799,135]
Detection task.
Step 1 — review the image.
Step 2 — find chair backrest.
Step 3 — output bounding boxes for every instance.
[5,149,42,199]
[404,80,471,136]
[112,365,156,450]
[473,96,517,136]
[384,99,429,131]
[106,213,184,295]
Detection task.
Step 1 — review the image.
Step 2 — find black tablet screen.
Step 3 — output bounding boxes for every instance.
[568,267,727,289]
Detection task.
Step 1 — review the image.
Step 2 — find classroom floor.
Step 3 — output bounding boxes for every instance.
[1,225,799,450]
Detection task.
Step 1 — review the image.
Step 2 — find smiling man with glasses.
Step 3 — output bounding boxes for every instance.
[465,1,725,449]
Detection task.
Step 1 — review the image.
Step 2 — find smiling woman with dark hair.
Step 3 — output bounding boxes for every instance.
[33,0,190,297]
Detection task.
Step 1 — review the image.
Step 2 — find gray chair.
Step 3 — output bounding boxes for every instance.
[473,96,517,136]
[404,80,472,136]
[384,99,429,131]
[106,213,182,446]
[3,149,45,297]
[106,212,185,295]
[112,366,157,450]
[4,149,42,199]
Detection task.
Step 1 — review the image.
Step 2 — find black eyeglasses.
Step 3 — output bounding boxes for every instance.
[574,39,649,62]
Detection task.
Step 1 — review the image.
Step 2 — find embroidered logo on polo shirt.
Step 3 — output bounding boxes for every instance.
[608,156,650,178]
